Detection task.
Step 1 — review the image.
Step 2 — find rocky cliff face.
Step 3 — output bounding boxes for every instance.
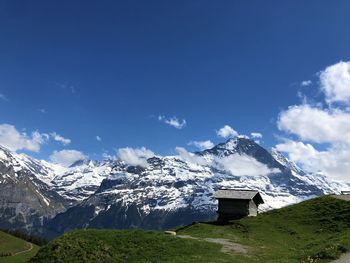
[0,146,67,233]
[0,138,348,239]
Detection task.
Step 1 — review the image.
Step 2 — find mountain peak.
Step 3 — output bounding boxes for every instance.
[69,159,93,168]
[198,136,260,158]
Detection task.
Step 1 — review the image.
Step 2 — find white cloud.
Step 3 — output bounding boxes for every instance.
[188,140,214,150]
[176,146,279,176]
[117,147,155,167]
[175,147,209,166]
[38,108,47,114]
[275,139,319,163]
[49,149,87,167]
[0,124,48,152]
[158,115,186,129]
[277,61,350,181]
[0,93,8,101]
[50,132,71,145]
[320,61,350,105]
[216,125,238,138]
[275,140,350,181]
[96,136,102,142]
[278,104,350,145]
[215,154,280,176]
[250,132,263,139]
[301,80,312,87]
[102,152,114,160]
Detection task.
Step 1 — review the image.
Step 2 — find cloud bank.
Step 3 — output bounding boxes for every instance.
[216,154,280,177]
[49,149,87,167]
[175,147,209,166]
[117,147,155,167]
[176,146,279,176]
[188,140,214,150]
[276,61,350,181]
[320,61,350,105]
[216,125,238,138]
[0,124,48,152]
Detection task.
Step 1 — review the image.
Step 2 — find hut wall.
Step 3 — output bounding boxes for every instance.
[218,199,249,217]
[248,200,258,216]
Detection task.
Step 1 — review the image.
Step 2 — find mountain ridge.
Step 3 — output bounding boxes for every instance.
[0,137,348,238]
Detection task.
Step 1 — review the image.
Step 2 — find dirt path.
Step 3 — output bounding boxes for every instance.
[331,195,350,201]
[12,242,33,256]
[330,252,350,263]
[177,235,248,255]
[204,238,248,254]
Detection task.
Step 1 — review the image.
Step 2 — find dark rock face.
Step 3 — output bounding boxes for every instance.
[0,159,67,234]
[90,204,216,231]
[44,201,216,239]
[95,178,126,193]
[43,205,96,239]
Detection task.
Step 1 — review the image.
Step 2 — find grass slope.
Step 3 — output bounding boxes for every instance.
[30,196,350,263]
[177,196,350,262]
[30,229,233,263]
[0,231,39,263]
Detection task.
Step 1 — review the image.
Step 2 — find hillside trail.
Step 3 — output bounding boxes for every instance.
[176,235,248,254]
[330,253,350,263]
[12,242,33,256]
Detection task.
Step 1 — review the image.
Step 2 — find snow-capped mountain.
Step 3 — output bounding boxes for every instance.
[0,138,348,238]
[0,146,67,232]
[47,159,116,203]
[44,138,349,238]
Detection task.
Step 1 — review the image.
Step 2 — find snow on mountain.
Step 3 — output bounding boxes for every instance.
[47,160,114,202]
[88,138,348,215]
[271,148,344,196]
[0,145,54,182]
[0,146,67,232]
[1,138,349,237]
[43,138,349,237]
[0,147,112,203]
[271,148,302,174]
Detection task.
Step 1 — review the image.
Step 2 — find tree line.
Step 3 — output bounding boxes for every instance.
[0,228,48,246]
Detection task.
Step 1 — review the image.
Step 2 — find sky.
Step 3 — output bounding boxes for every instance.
[1,1,350,181]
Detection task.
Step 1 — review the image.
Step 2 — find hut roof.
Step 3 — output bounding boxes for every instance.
[214,189,264,204]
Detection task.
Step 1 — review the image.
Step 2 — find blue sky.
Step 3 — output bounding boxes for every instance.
[1,1,350,178]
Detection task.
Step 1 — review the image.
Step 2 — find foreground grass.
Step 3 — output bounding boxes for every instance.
[177,196,350,262]
[0,231,39,263]
[29,196,350,262]
[30,229,235,263]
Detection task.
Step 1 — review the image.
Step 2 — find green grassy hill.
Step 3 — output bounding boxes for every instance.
[30,196,350,263]
[177,195,350,262]
[29,229,233,263]
[0,231,39,263]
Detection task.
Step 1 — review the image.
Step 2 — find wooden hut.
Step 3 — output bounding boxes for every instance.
[214,189,264,221]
